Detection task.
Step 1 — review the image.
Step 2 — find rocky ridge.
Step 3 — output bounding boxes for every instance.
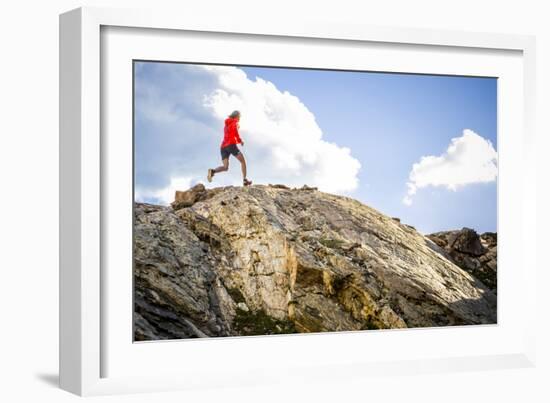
[427,229,497,292]
[134,184,497,341]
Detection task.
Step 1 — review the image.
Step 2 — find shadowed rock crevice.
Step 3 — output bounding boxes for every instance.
[134,185,497,340]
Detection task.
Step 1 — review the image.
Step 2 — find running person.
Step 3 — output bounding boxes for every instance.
[207,110,252,186]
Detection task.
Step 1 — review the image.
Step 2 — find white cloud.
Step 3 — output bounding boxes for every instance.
[134,63,361,204]
[403,129,497,206]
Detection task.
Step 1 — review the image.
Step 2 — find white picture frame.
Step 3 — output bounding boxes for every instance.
[59,6,537,396]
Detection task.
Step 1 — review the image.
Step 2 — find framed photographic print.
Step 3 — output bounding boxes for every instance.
[59,6,537,396]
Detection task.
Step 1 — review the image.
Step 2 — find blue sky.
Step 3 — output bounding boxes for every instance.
[134,62,497,234]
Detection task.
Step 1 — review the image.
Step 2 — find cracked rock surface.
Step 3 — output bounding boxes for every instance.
[134,185,496,341]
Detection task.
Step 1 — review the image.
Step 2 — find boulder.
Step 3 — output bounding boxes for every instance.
[449,227,486,256]
[300,185,318,191]
[268,184,291,190]
[171,183,207,210]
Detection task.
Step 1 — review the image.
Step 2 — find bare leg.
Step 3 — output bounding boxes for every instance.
[213,158,229,174]
[236,153,247,180]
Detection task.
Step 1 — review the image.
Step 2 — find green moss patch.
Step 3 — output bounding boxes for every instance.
[361,316,383,330]
[233,308,297,336]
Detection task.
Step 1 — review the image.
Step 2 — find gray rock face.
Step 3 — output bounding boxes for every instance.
[134,185,497,341]
[427,229,497,292]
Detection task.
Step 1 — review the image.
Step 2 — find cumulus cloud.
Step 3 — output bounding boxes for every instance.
[134,63,361,205]
[403,129,497,206]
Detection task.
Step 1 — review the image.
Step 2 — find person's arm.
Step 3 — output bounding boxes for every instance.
[235,123,243,145]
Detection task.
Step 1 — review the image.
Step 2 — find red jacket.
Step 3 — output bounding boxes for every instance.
[221,117,242,148]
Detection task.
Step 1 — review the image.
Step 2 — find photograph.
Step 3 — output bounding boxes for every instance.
[132,60,498,341]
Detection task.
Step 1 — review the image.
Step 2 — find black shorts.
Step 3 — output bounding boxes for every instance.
[220,144,241,160]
